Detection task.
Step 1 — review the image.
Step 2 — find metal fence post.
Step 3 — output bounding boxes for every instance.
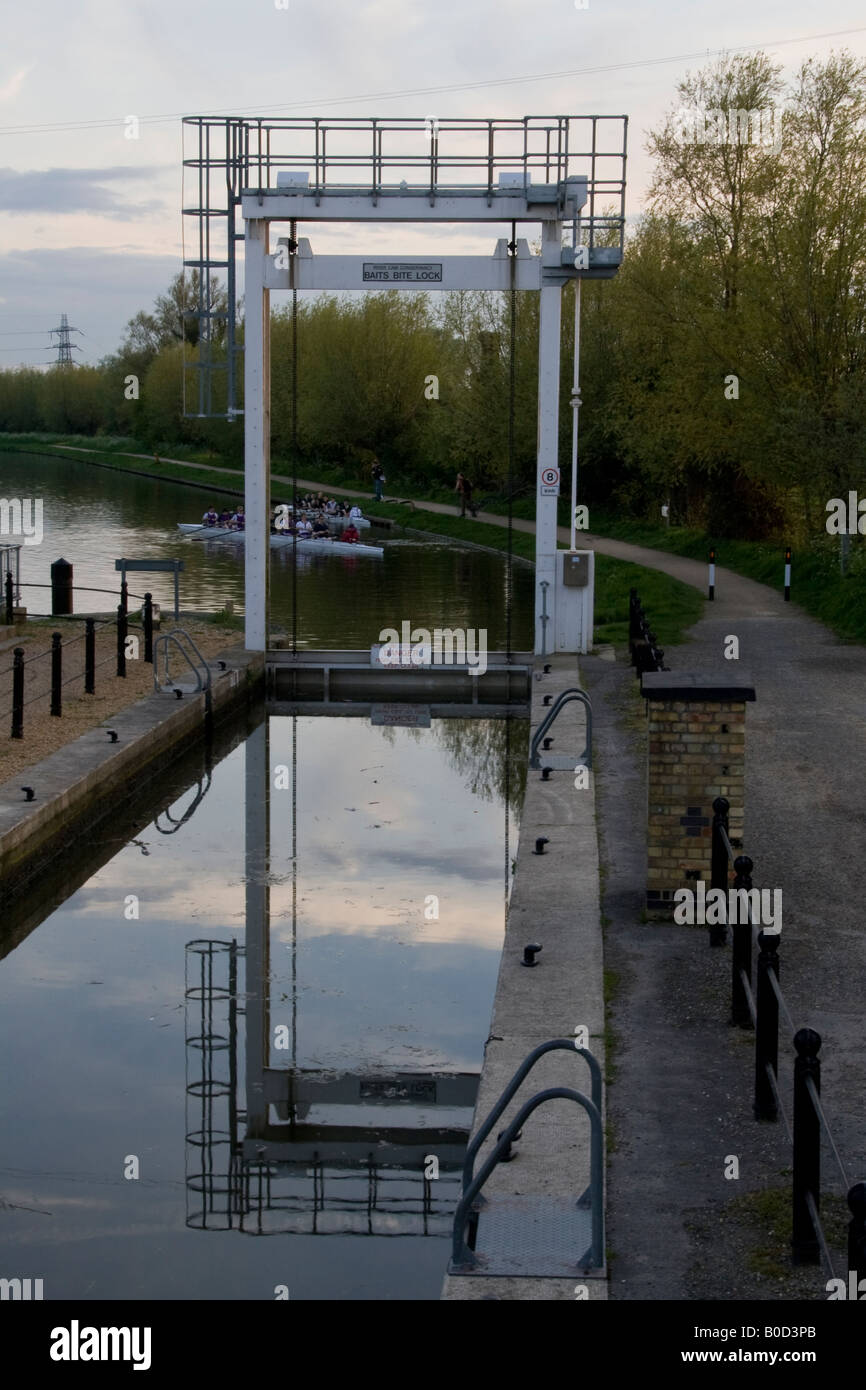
[116,605,127,678]
[754,930,780,1120]
[792,1027,821,1264]
[85,618,95,694]
[11,646,24,738]
[847,1182,866,1285]
[50,632,62,717]
[143,592,154,664]
[120,579,129,616]
[731,854,754,1027]
[709,796,730,946]
[4,570,13,625]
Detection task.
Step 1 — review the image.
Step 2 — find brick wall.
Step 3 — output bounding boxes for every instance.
[641,674,755,913]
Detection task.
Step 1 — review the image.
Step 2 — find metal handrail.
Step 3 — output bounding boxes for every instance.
[529,686,592,769]
[462,1038,601,1194]
[450,1086,604,1271]
[154,629,212,695]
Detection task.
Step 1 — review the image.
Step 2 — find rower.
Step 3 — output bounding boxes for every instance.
[349,504,364,524]
[312,514,330,538]
[342,522,360,544]
[218,507,233,527]
[202,506,219,527]
[230,505,245,531]
[296,513,313,537]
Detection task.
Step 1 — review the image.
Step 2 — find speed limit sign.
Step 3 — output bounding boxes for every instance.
[540,466,560,496]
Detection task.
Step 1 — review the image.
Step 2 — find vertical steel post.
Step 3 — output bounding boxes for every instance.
[11,646,24,738]
[4,570,12,625]
[143,593,154,664]
[120,579,129,616]
[569,274,581,550]
[50,632,62,717]
[85,618,95,693]
[792,1028,821,1264]
[754,930,780,1120]
[244,217,271,653]
[534,220,562,655]
[731,854,754,1027]
[116,605,127,678]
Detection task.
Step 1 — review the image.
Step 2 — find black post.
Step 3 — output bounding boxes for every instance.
[709,796,730,946]
[847,1182,866,1284]
[792,1027,821,1264]
[754,930,780,1120]
[116,605,127,678]
[85,618,95,694]
[708,547,716,601]
[11,646,24,739]
[120,579,129,616]
[50,557,73,616]
[143,593,154,664]
[4,570,12,625]
[50,631,62,717]
[731,854,754,1027]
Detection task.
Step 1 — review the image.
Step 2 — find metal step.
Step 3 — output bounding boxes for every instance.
[464,1194,602,1277]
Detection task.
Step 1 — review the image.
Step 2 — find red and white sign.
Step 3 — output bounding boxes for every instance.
[540,466,560,496]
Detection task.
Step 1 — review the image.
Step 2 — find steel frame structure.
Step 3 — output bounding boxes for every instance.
[182,115,628,653]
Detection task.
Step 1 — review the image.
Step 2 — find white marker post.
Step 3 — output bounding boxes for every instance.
[784,547,791,602]
[708,547,716,602]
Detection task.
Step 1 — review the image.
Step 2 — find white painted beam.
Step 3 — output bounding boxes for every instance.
[264,250,542,292]
[244,219,270,653]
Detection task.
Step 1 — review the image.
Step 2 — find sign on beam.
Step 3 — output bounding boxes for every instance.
[540,466,560,497]
[370,704,432,728]
[363,262,442,283]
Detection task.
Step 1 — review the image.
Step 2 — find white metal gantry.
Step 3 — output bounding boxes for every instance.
[182,116,628,654]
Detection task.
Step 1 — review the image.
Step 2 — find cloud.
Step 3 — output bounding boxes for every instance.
[0,165,168,218]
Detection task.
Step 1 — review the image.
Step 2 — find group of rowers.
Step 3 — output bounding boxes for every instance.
[199,497,364,544]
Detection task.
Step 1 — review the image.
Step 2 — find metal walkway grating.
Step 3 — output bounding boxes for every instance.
[461,1195,602,1277]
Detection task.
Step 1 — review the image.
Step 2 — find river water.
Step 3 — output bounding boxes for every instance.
[0,450,530,1300]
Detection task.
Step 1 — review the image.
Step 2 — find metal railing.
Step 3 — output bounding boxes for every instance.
[628,587,667,675]
[529,686,592,769]
[709,796,866,1278]
[1,594,157,740]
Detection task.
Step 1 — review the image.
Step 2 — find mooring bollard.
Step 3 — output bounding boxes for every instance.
[143,593,154,664]
[784,546,791,602]
[754,930,780,1120]
[116,605,127,678]
[847,1182,866,1283]
[50,632,62,717]
[708,547,716,601]
[120,579,129,617]
[731,854,754,1027]
[11,646,24,739]
[792,1027,822,1264]
[85,618,95,694]
[50,557,73,616]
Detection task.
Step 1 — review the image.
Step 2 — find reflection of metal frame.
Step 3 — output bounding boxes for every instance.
[184,717,479,1237]
[154,767,212,835]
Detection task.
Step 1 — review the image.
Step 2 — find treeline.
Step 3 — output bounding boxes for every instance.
[2,51,865,538]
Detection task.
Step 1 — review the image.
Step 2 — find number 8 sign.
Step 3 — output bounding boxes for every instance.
[540,466,560,495]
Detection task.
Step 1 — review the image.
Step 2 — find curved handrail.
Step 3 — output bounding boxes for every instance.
[451,1086,604,1271]
[462,1037,601,1193]
[154,629,212,695]
[529,687,592,769]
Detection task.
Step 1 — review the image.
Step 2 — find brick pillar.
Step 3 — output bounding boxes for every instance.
[641,672,756,913]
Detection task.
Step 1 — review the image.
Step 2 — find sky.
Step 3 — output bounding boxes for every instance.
[1,0,865,366]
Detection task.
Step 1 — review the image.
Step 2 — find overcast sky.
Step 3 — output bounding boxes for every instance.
[1,0,864,366]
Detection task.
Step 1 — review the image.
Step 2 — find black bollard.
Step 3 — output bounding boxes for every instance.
[116,605,127,678]
[143,593,154,664]
[51,557,73,616]
[847,1182,866,1284]
[709,797,730,945]
[4,570,12,625]
[792,1028,821,1264]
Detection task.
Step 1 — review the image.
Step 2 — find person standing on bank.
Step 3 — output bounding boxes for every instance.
[454,472,477,518]
[371,460,385,501]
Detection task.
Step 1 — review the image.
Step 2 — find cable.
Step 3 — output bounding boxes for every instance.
[3,26,865,136]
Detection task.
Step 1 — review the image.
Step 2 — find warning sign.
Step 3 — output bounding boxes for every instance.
[540,466,560,497]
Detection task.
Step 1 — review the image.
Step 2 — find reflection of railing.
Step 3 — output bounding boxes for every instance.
[185,939,244,1231]
[233,1160,461,1238]
[154,768,212,835]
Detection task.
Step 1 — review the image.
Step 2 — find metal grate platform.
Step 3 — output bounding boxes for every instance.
[451,1194,603,1277]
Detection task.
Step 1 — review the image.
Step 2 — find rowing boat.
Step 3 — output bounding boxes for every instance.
[177,523,384,557]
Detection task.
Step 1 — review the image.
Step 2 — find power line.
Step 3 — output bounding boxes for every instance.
[1,25,865,137]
